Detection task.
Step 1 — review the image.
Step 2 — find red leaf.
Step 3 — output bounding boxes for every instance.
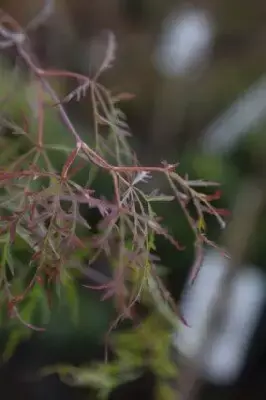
[61,146,80,179]
[113,92,136,102]
[67,235,85,249]
[213,208,231,216]
[83,282,112,291]
[0,226,8,236]
[35,275,43,285]
[31,251,42,261]
[7,300,15,318]
[29,201,37,221]
[203,207,231,217]
[205,190,222,202]
[9,220,17,243]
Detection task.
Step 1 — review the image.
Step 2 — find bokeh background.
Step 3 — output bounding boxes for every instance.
[1,0,266,399]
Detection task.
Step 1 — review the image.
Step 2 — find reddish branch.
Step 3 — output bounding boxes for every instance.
[0,9,229,334]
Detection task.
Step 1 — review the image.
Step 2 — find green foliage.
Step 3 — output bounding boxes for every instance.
[42,314,177,399]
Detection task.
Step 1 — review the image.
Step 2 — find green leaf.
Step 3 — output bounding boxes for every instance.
[156,382,176,400]
[21,296,38,323]
[151,357,177,379]
[3,328,31,361]
[64,278,79,325]
[43,361,140,400]
[37,176,61,198]
[33,285,50,325]
[43,364,116,394]
[6,245,15,276]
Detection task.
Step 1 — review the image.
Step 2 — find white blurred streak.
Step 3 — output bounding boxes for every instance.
[203,76,266,154]
[203,267,266,384]
[175,251,266,384]
[27,0,54,31]
[154,7,213,77]
[175,252,227,358]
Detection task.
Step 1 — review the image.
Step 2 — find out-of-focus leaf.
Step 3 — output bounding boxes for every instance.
[6,245,15,275]
[146,195,175,202]
[3,328,31,361]
[43,364,116,399]
[33,284,51,325]
[156,382,176,400]
[152,357,177,379]
[62,275,79,325]
[43,361,139,399]
[38,176,61,198]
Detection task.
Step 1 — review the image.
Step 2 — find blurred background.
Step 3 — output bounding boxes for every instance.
[1,0,266,399]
